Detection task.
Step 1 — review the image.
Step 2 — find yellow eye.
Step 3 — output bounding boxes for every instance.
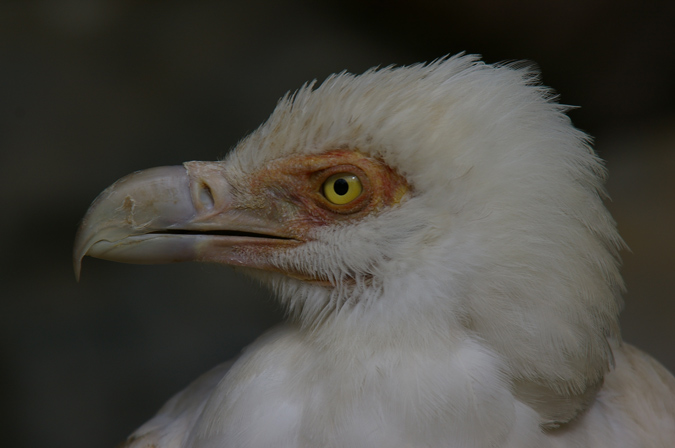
[322,173,363,205]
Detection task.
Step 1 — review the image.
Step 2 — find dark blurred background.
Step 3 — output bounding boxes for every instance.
[1,1,673,447]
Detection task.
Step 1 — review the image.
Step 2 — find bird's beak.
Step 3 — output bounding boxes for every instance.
[73,162,300,280]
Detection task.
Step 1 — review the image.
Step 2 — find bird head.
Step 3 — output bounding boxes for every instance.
[74,55,625,426]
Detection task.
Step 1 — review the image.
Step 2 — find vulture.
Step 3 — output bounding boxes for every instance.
[74,55,675,448]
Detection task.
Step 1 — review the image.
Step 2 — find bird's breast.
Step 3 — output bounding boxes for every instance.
[183,325,543,448]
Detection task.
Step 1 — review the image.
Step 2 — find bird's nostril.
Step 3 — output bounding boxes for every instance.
[198,182,215,210]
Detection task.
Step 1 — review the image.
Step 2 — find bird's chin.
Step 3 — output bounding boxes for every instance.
[239,265,333,289]
[283,273,334,287]
[240,265,365,291]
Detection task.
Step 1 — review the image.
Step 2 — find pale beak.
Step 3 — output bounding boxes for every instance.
[73,162,299,280]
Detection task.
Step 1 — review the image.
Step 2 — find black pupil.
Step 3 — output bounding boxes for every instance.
[334,178,349,196]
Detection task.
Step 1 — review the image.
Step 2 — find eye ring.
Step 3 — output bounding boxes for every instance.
[322,173,363,205]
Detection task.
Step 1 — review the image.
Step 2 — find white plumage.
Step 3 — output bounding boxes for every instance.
[75,55,675,447]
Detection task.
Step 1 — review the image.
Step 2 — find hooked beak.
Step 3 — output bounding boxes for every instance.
[73,162,300,280]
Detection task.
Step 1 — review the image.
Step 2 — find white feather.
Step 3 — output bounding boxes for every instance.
[123,55,675,447]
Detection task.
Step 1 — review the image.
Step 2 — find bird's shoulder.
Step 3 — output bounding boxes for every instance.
[602,343,675,436]
[119,360,235,448]
[550,342,675,447]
